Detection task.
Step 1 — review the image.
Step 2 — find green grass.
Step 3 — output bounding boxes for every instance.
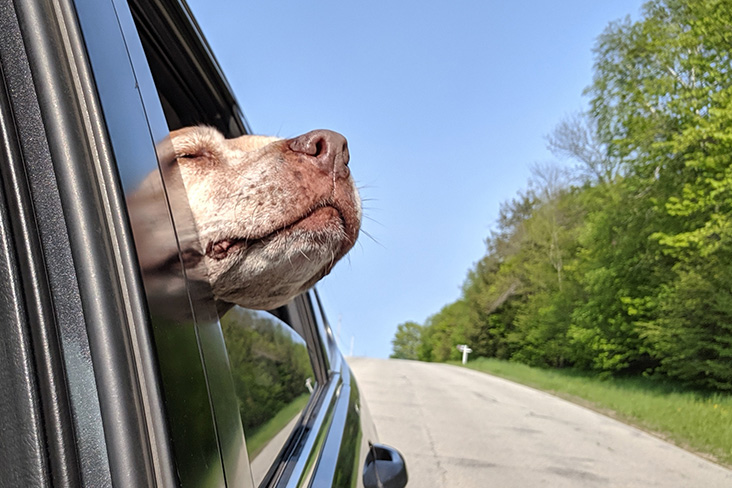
[453,357,732,467]
[245,393,311,457]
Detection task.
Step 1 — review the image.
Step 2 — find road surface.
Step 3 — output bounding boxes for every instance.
[348,357,732,488]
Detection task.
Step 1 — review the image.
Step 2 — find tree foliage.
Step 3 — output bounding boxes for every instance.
[390,321,423,360]
[392,0,732,391]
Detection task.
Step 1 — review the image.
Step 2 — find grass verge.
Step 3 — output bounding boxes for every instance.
[453,357,732,467]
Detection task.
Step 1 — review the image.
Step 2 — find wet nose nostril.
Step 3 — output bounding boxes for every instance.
[314,138,326,158]
[289,130,350,176]
[342,143,350,166]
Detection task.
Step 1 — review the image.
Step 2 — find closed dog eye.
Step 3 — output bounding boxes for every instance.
[175,148,217,165]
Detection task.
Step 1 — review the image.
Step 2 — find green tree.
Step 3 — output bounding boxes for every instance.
[460,191,537,361]
[417,300,478,362]
[404,0,732,392]
[647,268,732,390]
[462,255,523,360]
[585,0,732,385]
[567,182,667,373]
[390,321,423,360]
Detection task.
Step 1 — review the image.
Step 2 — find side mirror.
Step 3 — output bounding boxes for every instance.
[363,443,408,488]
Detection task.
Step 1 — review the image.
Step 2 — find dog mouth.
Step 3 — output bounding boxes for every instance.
[205,205,346,261]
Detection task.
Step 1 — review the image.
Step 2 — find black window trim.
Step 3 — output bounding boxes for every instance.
[0,0,178,486]
[0,42,76,488]
[129,0,250,136]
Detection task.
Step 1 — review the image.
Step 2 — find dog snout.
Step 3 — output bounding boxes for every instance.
[288,130,350,178]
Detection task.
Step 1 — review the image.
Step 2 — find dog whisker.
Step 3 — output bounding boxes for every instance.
[355,181,378,191]
[359,228,383,247]
[362,215,383,226]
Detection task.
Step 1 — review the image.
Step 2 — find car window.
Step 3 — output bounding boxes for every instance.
[122,1,327,485]
[220,306,316,485]
[129,0,247,136]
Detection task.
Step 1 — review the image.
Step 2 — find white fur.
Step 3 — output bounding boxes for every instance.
[131,126,361,311]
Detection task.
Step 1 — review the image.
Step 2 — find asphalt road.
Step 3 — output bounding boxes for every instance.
[348,357,732,488]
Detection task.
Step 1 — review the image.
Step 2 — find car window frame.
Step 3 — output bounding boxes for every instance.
[74,0,347,487]
[72,0,256,485]
[0,0,180,485]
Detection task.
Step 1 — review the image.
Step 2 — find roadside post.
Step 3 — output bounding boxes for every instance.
[456,344,473,365]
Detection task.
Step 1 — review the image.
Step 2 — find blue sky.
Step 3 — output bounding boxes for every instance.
[186,0,645,358]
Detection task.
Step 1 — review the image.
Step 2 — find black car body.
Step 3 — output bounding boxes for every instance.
[0,0,406,486]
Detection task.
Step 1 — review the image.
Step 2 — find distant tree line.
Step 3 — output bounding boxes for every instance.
[392,0,732,391]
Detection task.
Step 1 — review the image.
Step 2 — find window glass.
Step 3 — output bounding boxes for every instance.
[220,306,316,485]
[125,2,323,485]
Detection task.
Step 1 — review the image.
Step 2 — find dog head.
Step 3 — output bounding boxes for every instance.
[152,126,361,310]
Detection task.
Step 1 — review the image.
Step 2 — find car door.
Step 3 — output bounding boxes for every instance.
[114,2,394,486]
[0,0,406,486]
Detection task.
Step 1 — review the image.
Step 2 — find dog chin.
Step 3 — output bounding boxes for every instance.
[206,232,343,310]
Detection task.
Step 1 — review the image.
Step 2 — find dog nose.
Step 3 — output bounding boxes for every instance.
[288,130,350,178]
